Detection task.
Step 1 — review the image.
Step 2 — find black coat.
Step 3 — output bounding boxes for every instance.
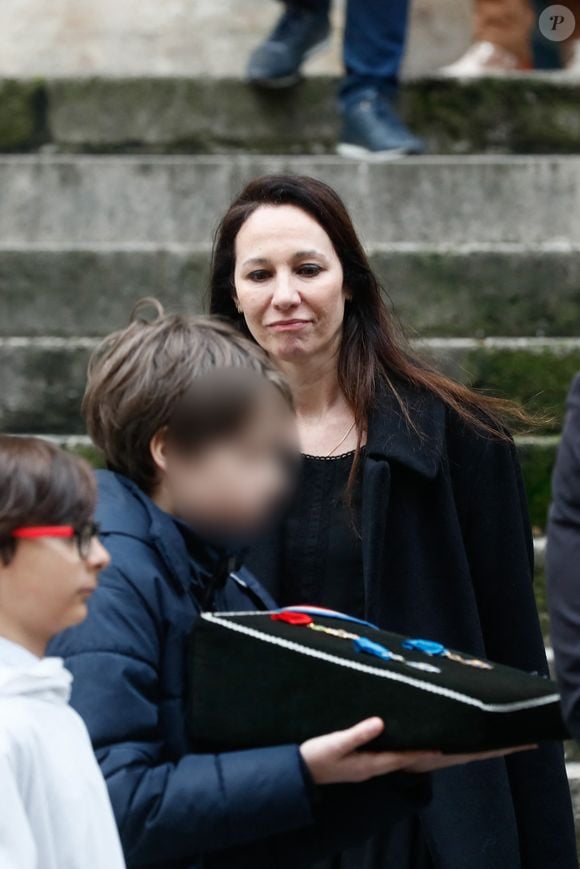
[548,373,580,739]
[249,384,578,869]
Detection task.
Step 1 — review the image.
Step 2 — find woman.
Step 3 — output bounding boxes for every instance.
[209,175,577,869]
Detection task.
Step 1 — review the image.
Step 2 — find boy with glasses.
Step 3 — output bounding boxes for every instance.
[0,435,125,869]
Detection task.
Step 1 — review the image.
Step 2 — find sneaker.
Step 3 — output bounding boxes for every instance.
[337,95,426,161]
[247,6,331,88]
[439,41,531,77]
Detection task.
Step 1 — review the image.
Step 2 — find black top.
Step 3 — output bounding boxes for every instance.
[247,450,364,617]
[246,448,432,869]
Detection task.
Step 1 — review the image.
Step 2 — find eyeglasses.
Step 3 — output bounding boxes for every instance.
[11,521,101,560]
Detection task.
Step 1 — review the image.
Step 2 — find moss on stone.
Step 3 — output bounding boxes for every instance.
[0,79,43,150]
[0,74,577,154]
[401,77,580,155]
[462,346,580,432]
[372,249,580,339]
[0,345,91,434]
[517,438,559,533]
[60,440,105,469]
[47,75,339,155]
[0,246,577,339]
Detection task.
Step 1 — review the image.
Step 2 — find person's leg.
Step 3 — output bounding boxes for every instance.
[337,0,425,159]
[474,0,535,64]
[291,0,330,10]
[247,0,332,87]
[441,0,534,75]
[571,0,580,37]
[340,0,410,109]
[560,0,580,71]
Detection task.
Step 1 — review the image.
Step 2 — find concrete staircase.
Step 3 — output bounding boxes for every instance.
[1,16,580,831]
[1,150,579,538]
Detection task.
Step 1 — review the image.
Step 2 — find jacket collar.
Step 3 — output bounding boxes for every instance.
[365,382,446,479]
[95,470,242,595]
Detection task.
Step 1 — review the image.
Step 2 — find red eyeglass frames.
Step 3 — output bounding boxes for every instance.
[11,522,101,560]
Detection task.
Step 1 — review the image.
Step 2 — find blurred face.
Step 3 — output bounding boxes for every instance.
[233,205,348,364]
[154,387,299,536]
[0,531,110,654]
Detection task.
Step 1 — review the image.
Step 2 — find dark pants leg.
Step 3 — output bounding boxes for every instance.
[286,0,332,14]
[279,0,410,110]
[341,0,411,108]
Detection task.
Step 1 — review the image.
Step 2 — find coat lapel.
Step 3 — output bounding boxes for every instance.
[361,384,447,619]
[361,456,391,619]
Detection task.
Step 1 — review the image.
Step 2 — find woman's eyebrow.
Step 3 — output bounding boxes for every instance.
[242,256,270,267]
[292,249,329,262]
[242,250,329,267]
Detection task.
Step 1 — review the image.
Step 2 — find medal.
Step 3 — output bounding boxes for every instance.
[402,639,493,671]
[272,611,493,672]
[270,611,443,674]
[308,623,360,640]
[353,636,405,663]
[445,653,493,670]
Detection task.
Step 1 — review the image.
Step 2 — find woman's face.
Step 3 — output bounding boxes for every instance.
[233,204,348,364]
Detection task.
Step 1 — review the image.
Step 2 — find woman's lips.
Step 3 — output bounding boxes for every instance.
[267,320,311,332]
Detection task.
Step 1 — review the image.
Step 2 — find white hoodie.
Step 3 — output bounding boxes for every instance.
[0,637,125,869]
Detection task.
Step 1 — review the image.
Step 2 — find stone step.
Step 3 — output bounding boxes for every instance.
[2,75,580,155]
[1,337,576,437]
[1,155,580,246]
[1,242,579,339]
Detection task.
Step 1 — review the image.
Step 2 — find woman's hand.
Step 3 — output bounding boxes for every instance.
[404,743,537,774]
[300,717,537,785]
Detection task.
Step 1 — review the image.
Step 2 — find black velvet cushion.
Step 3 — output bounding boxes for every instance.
[186,609,567,753]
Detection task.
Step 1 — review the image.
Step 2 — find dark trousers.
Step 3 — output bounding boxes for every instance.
[286,0,411,107]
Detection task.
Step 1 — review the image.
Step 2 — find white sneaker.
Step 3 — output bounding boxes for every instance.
[439,41,531,77]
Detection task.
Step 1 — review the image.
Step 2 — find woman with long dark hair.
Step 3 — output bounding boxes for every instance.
[209,175,577,869]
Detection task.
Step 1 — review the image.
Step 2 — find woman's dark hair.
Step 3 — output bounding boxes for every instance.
[0,436,97,565]
[83,298,293,493]
[209,174,533,480]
